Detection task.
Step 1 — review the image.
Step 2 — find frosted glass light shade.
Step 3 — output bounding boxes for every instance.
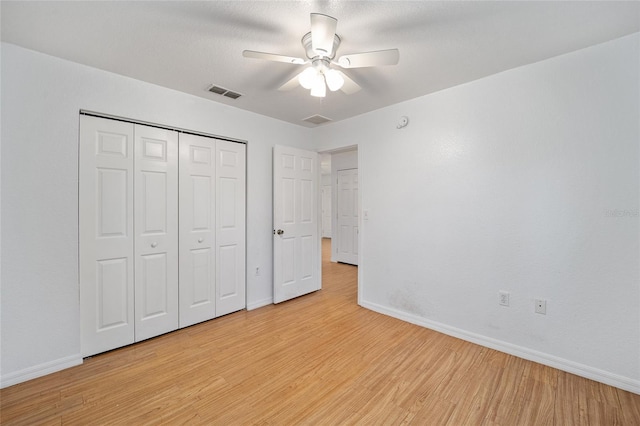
[299,67,318,90]
[310,75,326,97]
[325,69,344,91]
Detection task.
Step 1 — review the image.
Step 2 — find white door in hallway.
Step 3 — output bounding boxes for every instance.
[322,184,332,238]
[273,145,320,303]
[336,168,358,265]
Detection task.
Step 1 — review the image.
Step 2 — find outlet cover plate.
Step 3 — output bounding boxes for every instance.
[499,291,510,307]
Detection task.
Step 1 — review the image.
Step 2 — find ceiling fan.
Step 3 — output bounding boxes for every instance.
[243,13,399,97]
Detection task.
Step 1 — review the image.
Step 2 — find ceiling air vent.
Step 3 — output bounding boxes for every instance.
[223,91,241,99]
[302,114,332,125]
[208,85,242,100]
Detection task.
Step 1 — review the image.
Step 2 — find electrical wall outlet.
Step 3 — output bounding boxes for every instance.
[499,291,510,307]
[535,299,546,315]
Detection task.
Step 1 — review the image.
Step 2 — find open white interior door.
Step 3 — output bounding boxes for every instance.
[273,145,320,303]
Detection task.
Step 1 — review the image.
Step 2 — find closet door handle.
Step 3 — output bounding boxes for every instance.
[151,242,158,248]
[198,238,204,243]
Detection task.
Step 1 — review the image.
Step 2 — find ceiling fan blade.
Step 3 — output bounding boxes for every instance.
[310,13,337,57]
[243,50,306,65]
[278,72,303,91]
[338,71,361,95]
[337,49,399,68]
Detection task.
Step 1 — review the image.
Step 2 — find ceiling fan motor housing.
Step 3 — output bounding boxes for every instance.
[301,32,341,60]
[312,57,331,73]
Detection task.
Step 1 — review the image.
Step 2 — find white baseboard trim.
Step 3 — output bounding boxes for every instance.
[246,297,273,311]
[1,354,83,389]
[361,300,640,395]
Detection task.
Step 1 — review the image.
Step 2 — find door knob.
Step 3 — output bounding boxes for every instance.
[198,238,204,243]
[151,242,158,248]
[276,229,284,235]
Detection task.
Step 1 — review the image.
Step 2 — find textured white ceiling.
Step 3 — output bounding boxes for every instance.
[2,1,639,127]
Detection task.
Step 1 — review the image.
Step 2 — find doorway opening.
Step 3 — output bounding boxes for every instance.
[319,147,359,303]
[321,236,358,304]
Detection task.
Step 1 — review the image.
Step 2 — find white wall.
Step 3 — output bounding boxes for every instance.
[315,34,640,393]
[0,43,313,387]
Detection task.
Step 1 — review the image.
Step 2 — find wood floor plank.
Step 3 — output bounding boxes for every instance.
[2,238,639,425]
[618,388,640,425]
[407,395,457,425]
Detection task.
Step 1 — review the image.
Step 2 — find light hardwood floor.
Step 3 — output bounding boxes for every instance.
[2,238,639,424]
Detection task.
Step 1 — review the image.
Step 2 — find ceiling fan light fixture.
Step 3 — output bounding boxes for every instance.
[299,67,317,89]
[324,69,344,91]
[245,13,397,98]
[310,76,326,97]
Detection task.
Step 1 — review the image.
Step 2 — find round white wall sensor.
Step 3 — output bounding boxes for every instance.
[397,116,409,129]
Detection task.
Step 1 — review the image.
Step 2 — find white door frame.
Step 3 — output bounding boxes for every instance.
[321,184,332,238]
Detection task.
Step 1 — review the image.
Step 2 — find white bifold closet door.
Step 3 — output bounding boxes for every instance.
[81,115,246,357]
[80,118,179,355]
[80,116,135,356]
[214,140,246,316]
[179,134,216,327]
[178,134,246,327]
[134,124,179,342]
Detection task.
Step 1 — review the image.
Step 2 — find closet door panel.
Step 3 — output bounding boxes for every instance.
[80,116,135,357]
[96,258,129,328]
[218,244,238,298]
[134,124,178,341]
[179,133,216,327]
[216,141,246,316]
[139,252,169,317]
